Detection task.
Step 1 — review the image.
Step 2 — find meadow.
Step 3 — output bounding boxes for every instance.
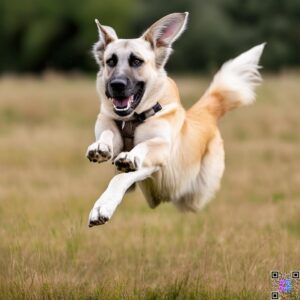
[0,72,299,299]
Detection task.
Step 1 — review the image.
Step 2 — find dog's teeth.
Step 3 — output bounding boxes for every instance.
[112,95,134,111]
[129,95,134,104]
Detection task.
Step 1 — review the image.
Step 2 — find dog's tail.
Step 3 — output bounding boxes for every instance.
[191,43,265,119]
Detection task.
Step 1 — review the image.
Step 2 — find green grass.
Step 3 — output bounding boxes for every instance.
[0,72,299,299]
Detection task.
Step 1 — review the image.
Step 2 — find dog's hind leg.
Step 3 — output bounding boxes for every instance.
[88,167,158,227]
[173,131,225,211]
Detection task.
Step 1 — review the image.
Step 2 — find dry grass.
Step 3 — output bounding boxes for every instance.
[0,72,299,299]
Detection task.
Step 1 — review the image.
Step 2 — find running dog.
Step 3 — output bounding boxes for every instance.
[86,12,265,226]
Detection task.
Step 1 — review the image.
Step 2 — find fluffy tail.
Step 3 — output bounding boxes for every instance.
[195,43,266,119]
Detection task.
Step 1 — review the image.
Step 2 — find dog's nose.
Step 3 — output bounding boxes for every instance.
[110,78,127,92]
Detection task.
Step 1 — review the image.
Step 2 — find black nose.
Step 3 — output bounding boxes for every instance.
[109,78,127,92]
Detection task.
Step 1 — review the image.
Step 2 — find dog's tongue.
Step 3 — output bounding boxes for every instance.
[113,97,131,108]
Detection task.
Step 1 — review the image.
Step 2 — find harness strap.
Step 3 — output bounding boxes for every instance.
[114,102,162,152]
[133,102,162,122]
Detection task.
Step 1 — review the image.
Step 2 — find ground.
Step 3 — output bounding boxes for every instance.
[0,72,299,299]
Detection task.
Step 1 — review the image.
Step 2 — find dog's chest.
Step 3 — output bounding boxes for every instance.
[114,119,142,152]
[114,102,162,152]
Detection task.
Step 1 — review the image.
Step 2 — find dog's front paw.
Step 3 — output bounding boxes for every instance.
[88,205,111,227]
[114,152,139,172]
[86,142,112,163]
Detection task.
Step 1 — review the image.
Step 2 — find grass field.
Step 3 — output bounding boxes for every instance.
[0,72,299,299]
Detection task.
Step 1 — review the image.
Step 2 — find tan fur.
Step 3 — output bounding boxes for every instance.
[135,79,221,210]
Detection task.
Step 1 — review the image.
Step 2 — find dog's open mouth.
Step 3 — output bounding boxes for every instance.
[110,82,145,116]
[112,96,134,112]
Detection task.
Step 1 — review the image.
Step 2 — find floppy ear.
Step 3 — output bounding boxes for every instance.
[93,19,118,66]
[142,12,188,68]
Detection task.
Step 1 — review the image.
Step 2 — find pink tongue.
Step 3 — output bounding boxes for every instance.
[113,97,130,108]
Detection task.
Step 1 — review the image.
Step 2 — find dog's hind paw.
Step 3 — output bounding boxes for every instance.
[86,142,112,163]
[114,152,139,172]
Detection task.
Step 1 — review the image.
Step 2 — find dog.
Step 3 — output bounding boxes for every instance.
[86,12,265,227]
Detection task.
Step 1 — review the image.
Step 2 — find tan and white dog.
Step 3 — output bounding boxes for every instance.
[86,12,265,227]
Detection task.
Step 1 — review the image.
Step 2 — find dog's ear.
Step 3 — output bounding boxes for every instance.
[93,19,118,66]
[142,12,188,68]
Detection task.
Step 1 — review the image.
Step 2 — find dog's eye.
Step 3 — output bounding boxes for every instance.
[106,55,117,68]
[129,56,144,68]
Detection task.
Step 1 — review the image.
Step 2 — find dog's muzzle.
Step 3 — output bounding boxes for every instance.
[106,77,145,117]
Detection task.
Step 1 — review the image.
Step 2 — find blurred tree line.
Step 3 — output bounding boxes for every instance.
[1,0,299,73]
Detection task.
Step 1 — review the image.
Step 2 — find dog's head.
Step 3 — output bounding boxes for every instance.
[93,12,188,117]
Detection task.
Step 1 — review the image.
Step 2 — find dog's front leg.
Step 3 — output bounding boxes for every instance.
[86,114,122,163]
[114,138,169,172]
[88,167,158,226]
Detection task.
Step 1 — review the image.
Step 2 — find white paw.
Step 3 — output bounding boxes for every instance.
[86,141,112,163]
[114,152,140,172]
[88,204,112,227]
